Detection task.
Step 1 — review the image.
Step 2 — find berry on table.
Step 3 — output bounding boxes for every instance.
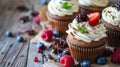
[81,60,91,67]
[97,57,107,65]
[34,15,41,24]
[57,53,64,60]
[37,49,43,53]
[53,30,61,37]
[6,31,13,37]
[41,29,53,42]
[60,55,75,67]
[41,0,49,6]
[16,36,24,42]
[36,42,45,50]
[88,12,100,26]
[33,57,39,62]
[115,2,120,11]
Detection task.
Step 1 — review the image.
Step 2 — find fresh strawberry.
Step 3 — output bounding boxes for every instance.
[88,12,100,26]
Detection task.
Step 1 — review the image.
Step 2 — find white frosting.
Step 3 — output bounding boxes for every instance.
[48,0,79,16]
[66,19,107,43]
[79,0,109,7]
[102,7,120,27]
[42,60,63,67]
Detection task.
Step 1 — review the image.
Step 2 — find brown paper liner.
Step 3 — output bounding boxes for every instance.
[46,13,72,34]
[80,5,105,14]
[101,19,120,47]
[67,37,106,63]
[106,29,120,47]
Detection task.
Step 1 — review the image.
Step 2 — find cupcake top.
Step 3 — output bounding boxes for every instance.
[102,6,120,27]
[66,12,107,43]
[48,0,79,16]
[79,0,109,7]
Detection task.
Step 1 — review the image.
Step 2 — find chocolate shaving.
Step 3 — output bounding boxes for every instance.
[16,5,29,11]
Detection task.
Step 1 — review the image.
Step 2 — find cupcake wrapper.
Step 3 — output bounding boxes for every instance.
[106,28,120,47]
[47,15,71,34]
[67,38,106,63]
[80,5,104,14]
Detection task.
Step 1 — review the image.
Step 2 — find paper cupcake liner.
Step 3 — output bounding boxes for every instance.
[67,38,106,63]
[106,28,120,47]
[46,14,71,34]
[80,5,104,14]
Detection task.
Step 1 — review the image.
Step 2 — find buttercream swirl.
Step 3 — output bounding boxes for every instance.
[66,19,107,43]
[79,0,109,7]
[102,7,120,27]
[48,0,79,16]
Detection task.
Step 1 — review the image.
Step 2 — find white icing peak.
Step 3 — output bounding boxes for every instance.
[48,0,79,16]
[66,19,107,43]
[102,7,120,27]
[79,0,109,7]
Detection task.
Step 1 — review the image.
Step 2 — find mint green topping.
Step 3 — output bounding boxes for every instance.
[77,26,87,34]
[62,2,72,10]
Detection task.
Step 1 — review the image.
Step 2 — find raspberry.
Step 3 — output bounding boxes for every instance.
[60,55,74,67]
[37,49,43,53]
[41,30,53,42]
[33,57,39,62]
[34,15,41,24]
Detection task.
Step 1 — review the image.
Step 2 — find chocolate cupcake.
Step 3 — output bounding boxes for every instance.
[102,3,120,47]
[66,12,108,63]
[46,0,80,34]
[79,0,110,14]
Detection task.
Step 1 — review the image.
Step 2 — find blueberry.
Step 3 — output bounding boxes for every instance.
[81,60,91,67]
[17,36,24,42]
[6,31,13,37]
[36,42,45,50]
[53,31,61,37]
[57,53,64,60]
[41,0,49,6]
[97,57,107,65]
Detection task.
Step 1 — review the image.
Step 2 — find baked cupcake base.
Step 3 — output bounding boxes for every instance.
[67,35,107,63]
[46,11,80,34]
[102,19,120,47]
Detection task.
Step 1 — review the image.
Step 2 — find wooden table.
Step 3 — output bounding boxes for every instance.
[0,0,120,67]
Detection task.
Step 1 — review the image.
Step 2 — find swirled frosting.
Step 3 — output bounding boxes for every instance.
[48,0,79,16]
[102,7,120,27]
[66,19,107,43]
[79,0,109,7]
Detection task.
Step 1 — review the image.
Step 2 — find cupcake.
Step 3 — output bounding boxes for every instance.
[66,12,107,63]
[102,2,120,47]
[79,0,110,14]
[46,0,80,34]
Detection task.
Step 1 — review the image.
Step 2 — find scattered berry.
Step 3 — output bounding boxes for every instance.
[37,49,43,53]
[34,15,40,24]
[88,12,100,26]
[36,42,45,50]
[33,57,39,62]
[6,31,13,37]
[97,57,107,65]
[111,49,120,64]
[41,0,49,6]
[76,13,88,23]
[57,53,64,60]
[115,2,120,11]
[53,30,61,37]
[41,30,53,42]
[60,55,75,67]
[16,36,24,42]
[81,60,91,67]
[62,49,70,55]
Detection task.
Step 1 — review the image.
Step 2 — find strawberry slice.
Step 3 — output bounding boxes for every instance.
[88,12,100,26]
